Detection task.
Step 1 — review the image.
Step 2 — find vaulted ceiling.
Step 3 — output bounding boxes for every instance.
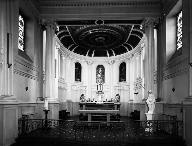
[33,0,178,57]
[56,20,144,57]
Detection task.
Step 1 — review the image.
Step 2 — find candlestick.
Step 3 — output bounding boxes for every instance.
[44,97,48,110]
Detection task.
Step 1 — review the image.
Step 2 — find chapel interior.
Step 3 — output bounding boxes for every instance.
[0,0,192,146]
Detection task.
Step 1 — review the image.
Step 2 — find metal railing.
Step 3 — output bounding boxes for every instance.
[18,117,183,144]
[134,120,183,137]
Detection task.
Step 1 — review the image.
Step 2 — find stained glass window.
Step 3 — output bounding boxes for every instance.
[176,11,182,50]
[75,62,81,82]
[18,14,25,51]
[119,62,126,82]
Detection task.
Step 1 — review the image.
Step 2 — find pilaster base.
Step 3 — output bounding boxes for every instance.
[0,96,18,146]
[183,97,192,146]
[47,101,59,119]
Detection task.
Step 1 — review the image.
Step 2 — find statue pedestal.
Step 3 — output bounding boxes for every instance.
[145,112,156,134]
[145,113,155,120]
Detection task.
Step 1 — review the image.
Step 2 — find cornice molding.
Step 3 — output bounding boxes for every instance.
[39,1,160,8]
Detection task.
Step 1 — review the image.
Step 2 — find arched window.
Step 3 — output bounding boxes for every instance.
[96,65,105,84]
[176,10,182,51]
[75,62,81,82]
[119,62,126,82]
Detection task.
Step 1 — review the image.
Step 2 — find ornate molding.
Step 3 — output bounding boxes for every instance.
[14,56,40,81]
[163,58,189,80]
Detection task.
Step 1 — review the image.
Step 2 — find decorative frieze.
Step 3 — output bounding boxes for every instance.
[14,57,40,80]
[40,1,160,8]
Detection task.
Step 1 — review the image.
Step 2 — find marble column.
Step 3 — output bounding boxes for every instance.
[126,59,130,100]
[183,1,192,146]
[63,55,67,80]
[157,17,166,100]
[58,50,61,78]
[129,57,135,101]
[45,23,55,100]
[0,1,18,146]
[44,22,59,119]
[108,60,115,99]
[0,0,14,99]
[186,0,192,98]
[86,60,93,99]
[144,19,155,95]
[141,47,145,100]
[65,58,72,100]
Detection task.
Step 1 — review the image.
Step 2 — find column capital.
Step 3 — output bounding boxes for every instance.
[142,18,159,29]
[39,18,57,31]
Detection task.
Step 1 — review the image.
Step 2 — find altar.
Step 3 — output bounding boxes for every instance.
[79,67,121,122]
[79,102,120,110]
[79,109,120,122]
[79,102,120,121]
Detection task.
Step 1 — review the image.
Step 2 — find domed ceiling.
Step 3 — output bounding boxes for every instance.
[56,20,144,57]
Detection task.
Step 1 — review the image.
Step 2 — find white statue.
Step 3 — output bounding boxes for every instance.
[146,90,156,114]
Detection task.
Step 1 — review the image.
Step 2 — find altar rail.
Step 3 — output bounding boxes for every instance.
[134,120,183,137]
[18,118,183,139]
